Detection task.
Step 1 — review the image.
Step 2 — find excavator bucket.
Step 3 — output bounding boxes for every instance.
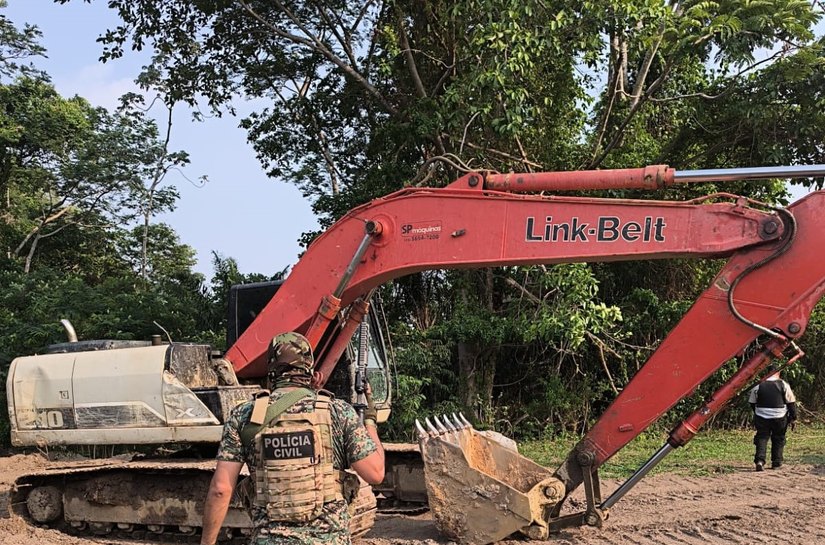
[416,414,566,545]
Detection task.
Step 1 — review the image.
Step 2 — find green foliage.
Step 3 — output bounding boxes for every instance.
[0,0,45,79]
[45,0,825,448]
[665,40,825,174]
[0,266,208,362]
[379,324,457,441]
[509,264,623,348]
[796,300,825,407]
[0,10,252,447]
[206,252,283,351]
[119,223,198,281]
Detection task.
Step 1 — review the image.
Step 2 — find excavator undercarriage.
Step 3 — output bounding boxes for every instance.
[11,459,377,541]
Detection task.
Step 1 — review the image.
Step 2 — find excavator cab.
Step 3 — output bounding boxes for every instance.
[228,280,393,419]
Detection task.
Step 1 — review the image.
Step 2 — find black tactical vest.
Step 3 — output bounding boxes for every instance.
[756,381,787,409]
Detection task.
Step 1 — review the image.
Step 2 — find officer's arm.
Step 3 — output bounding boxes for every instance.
[351,424,385,484]
[201,461,243,545]
[787,402,798,422]
[748,386,758,413]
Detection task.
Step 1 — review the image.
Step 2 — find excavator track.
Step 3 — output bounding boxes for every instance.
[10,457,377,542]
[62,524,250,545]
[11,459,244,541]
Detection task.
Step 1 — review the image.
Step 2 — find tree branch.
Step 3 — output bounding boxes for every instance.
[648,49,792,103]
[514,136,533,173]
[461,141,543,169]
[309,0,357,67]
[590,57,675,168]
[398,17,429,99]
[505,277,541,304]
[459,112,480,155]
[409,153,476,186]
[629,23,664,110]
[586,32,622,168]
[395,11,448,156]
[13,205,72,257]
[237,0,397,115]
[587,332,619,395]
[347,0,377,37]
[270,80,341,195]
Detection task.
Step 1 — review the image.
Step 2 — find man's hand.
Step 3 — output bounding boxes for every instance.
[352,381,385,485]
[364,382,378,425]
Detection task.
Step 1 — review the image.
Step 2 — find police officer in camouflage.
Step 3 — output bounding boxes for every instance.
[200,332,385,545]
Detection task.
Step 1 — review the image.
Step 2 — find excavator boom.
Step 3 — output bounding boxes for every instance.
[228,179,788,378]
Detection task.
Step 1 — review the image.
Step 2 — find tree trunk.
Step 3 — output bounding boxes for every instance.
[141,208,150,280]
[457,342,496,424]
[456,269,496,425]
[24,232,40,274]
[1,152,13,258]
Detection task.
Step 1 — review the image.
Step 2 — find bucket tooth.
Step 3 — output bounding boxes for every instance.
[458,413,473,428]
[442,414,457,432]
[433,415,449,433]
[424,417,440,435]
[433,416,453,433]
[415,419,428,438]
[451,413,465,429]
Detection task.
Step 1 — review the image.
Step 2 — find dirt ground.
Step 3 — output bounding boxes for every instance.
[2,453,824,545]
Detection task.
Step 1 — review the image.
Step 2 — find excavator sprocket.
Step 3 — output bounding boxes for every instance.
[416,414,566,545]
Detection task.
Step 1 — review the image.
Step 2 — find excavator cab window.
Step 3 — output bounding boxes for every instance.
[226,280,286,347]
[227,279,393,409]
[361,299,392,407]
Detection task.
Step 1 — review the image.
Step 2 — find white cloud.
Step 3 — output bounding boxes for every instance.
[53,62,142,111]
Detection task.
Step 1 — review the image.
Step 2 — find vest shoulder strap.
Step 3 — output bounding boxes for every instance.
[240,387,314,447]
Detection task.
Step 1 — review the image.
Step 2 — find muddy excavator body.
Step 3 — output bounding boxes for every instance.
[8,164,825,544]
[6,281,392,539]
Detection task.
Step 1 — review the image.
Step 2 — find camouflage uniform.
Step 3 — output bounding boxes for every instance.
[217,333,377,545]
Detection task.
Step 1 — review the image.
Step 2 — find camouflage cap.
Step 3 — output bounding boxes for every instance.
[269,332,314,377]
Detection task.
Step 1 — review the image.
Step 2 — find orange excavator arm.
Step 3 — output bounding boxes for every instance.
[227,187,778,377]
[226,164,822,378]
[225,163,825,528]
[553,188,825,517]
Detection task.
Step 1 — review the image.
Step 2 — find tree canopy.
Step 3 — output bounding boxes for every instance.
[0,7,234,444]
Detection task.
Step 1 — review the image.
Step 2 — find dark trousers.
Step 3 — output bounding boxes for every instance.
[753,415,788,465]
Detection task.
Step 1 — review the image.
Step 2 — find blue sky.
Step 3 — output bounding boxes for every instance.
[4,0,319,280]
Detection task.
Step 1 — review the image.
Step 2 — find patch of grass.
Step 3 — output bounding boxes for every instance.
[519,422,825,478]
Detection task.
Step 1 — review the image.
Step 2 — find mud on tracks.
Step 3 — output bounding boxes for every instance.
[2,453,825,545]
